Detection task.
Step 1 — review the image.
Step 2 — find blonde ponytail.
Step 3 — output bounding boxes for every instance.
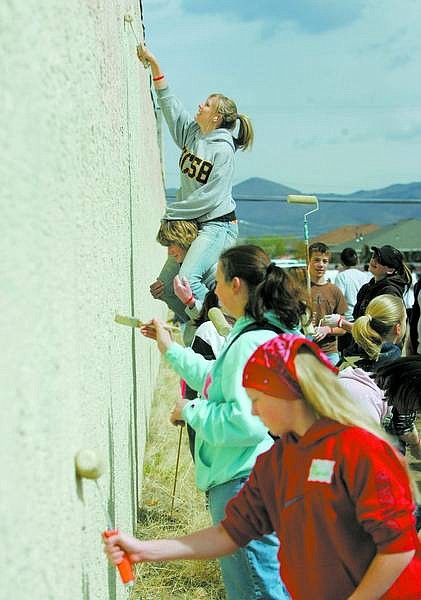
[236,114,254,150]
[352,294,406,359]
[211,93,254,150]
[352,315,383,360]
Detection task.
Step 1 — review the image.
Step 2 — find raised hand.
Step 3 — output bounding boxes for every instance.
[173,275,193,305]
[136,43,156,66]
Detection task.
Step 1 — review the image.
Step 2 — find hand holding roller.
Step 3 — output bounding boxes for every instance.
[75,449,135,586]
[115,313,178,332]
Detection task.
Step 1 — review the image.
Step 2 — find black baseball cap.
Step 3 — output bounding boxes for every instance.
[371,245,403,270]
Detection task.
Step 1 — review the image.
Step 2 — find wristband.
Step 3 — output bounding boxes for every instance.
[153,74,165,82]
[338,317,344,328]
[184,294,194,306]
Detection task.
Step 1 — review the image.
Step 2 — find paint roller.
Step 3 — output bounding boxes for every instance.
[123,13,149,69]
[286,195,319,293]
[75,449,135,587]
[208,307,232,337]
[286,195,318,205]
[115,314,178,331]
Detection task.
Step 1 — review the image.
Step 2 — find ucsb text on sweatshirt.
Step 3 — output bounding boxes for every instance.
[156,86,236,223]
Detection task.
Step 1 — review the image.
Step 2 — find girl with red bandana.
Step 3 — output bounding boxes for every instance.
[104,334,420,599]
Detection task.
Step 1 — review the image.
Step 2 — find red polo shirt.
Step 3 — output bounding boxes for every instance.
[222,419,421,599]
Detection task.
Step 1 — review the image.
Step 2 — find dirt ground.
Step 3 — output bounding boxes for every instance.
[132,351,224,600]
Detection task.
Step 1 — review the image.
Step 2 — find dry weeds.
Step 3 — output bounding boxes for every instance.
[131,351,225,600]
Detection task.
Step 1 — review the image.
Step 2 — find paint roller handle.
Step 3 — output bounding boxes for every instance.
[103,530,135,585]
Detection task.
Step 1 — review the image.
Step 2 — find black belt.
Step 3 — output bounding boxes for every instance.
[200,211,237,224]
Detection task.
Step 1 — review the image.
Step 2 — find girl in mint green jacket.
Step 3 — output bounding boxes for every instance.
[141,245,307,600]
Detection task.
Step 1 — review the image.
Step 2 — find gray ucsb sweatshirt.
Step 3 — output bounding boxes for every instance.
[156,86,236,223]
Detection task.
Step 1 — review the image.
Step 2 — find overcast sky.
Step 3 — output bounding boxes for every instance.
[141,0,421,194]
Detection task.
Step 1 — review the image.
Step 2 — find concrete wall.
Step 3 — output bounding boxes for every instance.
[0,2,166,598]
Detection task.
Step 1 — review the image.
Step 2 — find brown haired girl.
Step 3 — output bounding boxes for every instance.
[135,245,307,599]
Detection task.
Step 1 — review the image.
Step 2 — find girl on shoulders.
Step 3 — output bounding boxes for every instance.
[137,44,253,323]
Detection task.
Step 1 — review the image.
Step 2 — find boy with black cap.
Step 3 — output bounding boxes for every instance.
[353,245,412,320]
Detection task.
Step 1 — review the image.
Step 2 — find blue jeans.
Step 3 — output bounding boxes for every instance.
[208,477,290,600]
[157,221,238,322]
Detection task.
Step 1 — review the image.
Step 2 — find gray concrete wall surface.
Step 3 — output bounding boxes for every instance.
[0,2,167,598]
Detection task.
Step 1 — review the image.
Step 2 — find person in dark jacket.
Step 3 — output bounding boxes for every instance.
[353,245,411,320]
[407,277,421,355]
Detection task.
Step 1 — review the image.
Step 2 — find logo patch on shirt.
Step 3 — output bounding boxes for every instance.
[308,459,335,483]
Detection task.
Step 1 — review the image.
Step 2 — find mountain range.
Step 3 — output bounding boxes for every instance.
[231,177,421,200]
[166,178,421,237]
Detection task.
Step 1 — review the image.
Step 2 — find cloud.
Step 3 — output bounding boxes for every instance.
[180,0,365,33]
[362,25,417,69]
[386,123,421,141]
[294,121,421,147]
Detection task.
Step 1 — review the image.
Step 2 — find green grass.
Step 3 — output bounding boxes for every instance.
[131,353,225,600]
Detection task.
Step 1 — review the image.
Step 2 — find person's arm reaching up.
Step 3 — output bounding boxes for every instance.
[136,44,167,90]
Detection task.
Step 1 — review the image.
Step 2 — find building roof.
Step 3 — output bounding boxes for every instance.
[311,224,379,246]
[327,219,421,253]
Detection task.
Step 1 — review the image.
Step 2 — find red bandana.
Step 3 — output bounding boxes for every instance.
[242,334,338,399]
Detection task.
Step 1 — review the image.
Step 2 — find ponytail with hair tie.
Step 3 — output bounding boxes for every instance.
[265,262,283,280]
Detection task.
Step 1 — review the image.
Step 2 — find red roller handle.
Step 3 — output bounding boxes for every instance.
[103,530,135,585]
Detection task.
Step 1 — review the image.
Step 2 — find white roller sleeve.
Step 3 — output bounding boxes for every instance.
[208,307,232,337]
[287,195,318,205]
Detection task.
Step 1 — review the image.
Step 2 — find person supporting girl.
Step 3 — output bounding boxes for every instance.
[137,44,253,323]
[103,333,420,599]
[136,245,308,599]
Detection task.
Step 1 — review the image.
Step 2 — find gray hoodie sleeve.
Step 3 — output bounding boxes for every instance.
[156,86,196,149]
